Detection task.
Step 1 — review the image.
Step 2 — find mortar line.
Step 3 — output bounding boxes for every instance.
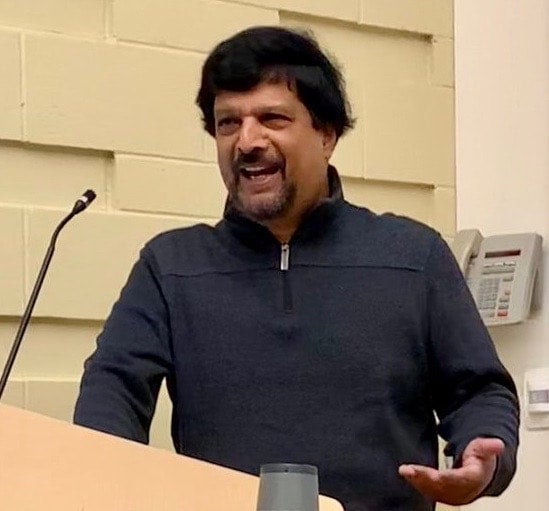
[19,33,27,141]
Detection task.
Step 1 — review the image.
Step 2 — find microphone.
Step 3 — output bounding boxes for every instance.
[0,190,97,400]
[72,189,97,215]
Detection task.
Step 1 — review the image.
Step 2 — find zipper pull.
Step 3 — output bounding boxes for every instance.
[280,244,290,271]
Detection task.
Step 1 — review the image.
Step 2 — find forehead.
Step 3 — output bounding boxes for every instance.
[213,81,304,115]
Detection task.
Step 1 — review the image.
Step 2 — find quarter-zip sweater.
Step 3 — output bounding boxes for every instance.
[74,168,519,511]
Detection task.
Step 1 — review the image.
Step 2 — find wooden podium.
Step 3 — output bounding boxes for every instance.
[0,404,343,510]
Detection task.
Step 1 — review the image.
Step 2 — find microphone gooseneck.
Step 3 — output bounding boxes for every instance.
[0,190,97,400]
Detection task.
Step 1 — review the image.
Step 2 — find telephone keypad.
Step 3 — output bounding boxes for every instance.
[477,276,514,317]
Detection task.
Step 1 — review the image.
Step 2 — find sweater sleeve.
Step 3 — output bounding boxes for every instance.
[424,234,519,497]
[73,246,173,444]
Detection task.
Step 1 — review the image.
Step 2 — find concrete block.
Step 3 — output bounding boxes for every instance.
[331,119,364,178]
[149,380,175,452]
[363,85,454,186]
[360,0,453,37]
[0,207,25,316]
[203,134,218,163]
[432,186,456,236]
[25,378,80,423]
[26,208,197,320]
[431,37,454,87]
[343,178,456,237]
[282,13,432,178]
[342,177,433,226]
[0,318,100,378]
[0,142,107,209]
[0,379,25,408]
[281,15,366,178]
[343,178,433,224]
[25,34,205,159]
[352,31,430,88]
[282,12,430,88]
[306,21,365,178]
[113,155,226,218]
[0,1,105,36]
[227,0,360,22]
[114,0,279,52]
[0,30,22,140]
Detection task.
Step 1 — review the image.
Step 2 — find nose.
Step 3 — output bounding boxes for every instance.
[236,117,268,155]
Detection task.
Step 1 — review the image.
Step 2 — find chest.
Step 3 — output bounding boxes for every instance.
[164,265,429,401]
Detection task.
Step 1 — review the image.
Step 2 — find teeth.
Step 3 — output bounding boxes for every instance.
[242,167,267,172]
[240,164,280,179]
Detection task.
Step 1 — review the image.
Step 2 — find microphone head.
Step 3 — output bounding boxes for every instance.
[72,189,97,215]
[83,189,97,205]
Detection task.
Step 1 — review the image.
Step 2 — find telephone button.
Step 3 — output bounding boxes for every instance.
[483,267,513,275]
[497,311,509,317]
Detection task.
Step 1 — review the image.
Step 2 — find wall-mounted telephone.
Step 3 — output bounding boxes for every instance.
[451,230,542,326]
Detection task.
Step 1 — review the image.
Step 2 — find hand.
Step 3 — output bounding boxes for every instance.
[398,437,504,506]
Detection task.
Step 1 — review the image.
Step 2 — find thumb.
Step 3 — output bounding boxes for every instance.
[463,437,505,462]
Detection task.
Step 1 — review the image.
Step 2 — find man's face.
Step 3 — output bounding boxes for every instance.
[213,81,336,225]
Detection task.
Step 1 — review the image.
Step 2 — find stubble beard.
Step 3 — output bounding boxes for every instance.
[228,148,296,223]
[230,178,297,223]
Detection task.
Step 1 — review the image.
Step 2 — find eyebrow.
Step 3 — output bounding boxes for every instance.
[214,105,294,118]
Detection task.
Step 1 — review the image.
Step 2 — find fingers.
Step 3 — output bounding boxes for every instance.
[398,437,504,505]
[401,463,482,485]
[398,464,483,505]
[398,464,439,481]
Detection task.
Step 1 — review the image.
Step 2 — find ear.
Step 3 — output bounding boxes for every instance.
[321,127,337,161]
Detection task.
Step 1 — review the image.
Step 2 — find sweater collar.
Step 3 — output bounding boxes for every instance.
[220,165,345,248]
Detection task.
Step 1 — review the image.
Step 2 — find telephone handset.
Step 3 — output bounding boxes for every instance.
[451,230,542,326]
[451,229,483,278]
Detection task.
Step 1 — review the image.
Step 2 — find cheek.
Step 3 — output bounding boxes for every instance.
[216,140,235,179]
[284,137,324,172]
[282,138,328,193]
[215,138,230,162]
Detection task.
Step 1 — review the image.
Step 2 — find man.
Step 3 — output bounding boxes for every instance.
[74,26,519,510]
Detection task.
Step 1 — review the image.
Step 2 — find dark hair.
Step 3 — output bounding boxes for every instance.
[196,26,354,139]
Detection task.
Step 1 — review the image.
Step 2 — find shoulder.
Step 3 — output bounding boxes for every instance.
[337,202,443,272]
[139,223,220,275]
[146,223,215,251]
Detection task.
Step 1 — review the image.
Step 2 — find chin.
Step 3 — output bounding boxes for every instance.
[239,194,289,222]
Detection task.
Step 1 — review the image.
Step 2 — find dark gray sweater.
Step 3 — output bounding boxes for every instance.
[74,171,518,511]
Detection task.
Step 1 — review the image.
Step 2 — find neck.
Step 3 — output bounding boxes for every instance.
[263,178,330,244]
[263,217,299,244]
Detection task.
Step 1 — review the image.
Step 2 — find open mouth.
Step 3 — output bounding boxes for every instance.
[240,164,281,179]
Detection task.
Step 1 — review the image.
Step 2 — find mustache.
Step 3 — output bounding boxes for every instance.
[231,150,285,175]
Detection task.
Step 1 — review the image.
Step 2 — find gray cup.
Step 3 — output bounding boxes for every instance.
[256,463,319,511]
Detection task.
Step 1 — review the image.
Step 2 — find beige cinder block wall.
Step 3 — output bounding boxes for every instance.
[0,0,454,499]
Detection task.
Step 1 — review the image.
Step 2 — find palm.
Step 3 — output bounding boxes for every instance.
[398,437,504,505]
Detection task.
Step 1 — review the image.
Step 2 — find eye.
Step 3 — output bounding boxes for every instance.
[216,117,240,135]
[260,113,291,129]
